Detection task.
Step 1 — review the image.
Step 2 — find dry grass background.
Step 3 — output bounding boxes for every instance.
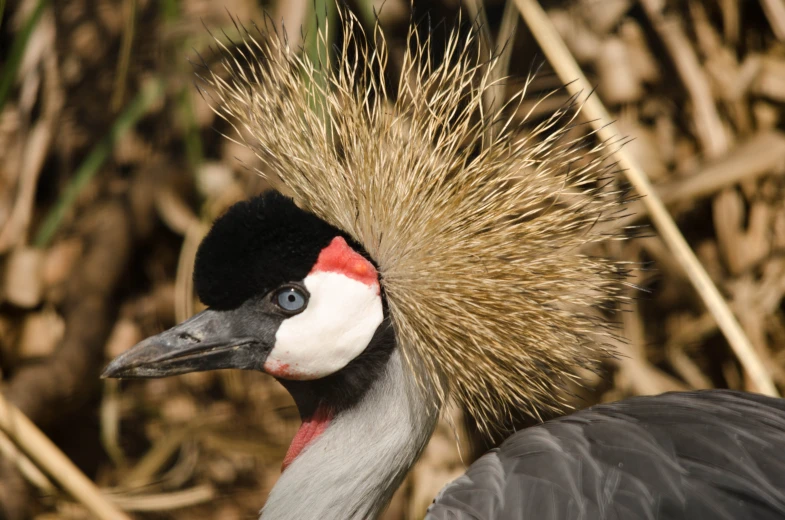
[1,0,785,518]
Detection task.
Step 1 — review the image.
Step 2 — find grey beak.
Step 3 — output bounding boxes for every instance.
[102,307,278,379]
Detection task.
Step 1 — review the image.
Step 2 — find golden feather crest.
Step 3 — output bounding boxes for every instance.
[202,9,629,434]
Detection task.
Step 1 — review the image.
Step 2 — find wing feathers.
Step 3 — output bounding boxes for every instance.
[428,391,785,520]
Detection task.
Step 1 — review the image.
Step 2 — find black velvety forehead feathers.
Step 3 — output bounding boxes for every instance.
[194,191,345,309]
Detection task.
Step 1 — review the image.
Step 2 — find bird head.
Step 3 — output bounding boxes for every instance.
[103,8,629,440]
[103,192,387,386]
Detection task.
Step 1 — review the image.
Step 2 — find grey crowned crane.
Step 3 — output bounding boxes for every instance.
[103,10,785,520]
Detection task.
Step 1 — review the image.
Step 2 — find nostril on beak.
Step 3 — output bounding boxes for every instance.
[177,332,201,344]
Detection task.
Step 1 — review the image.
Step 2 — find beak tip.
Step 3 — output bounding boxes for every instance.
[101,360,124,379]
[101,350,141,379]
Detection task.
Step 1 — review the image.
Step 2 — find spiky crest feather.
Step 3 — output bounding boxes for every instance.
[200,8,629,434]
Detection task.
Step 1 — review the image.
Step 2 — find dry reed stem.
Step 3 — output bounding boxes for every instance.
[175,221,207,323]
[110,0,137,111]
[597,130,785,237]
[0,392,131,520]
[657,131,785,206]
[120,425,195,488]
[490,0,519,138]
[0,430,55,493]
[760,0,785,41]
[514,0,779,397]
[108,485,216,512]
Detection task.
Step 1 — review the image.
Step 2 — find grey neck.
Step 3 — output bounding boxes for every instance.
[260,349,439,519]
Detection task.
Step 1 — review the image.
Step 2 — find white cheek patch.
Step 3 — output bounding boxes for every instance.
[265,271,383,379]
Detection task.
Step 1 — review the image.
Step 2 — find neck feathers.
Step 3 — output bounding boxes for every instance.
[261,348,438,519]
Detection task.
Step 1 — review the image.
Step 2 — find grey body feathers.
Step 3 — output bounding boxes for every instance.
[427,390,785,520]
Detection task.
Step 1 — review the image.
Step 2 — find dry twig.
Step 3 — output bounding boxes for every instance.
[0,394,130,520]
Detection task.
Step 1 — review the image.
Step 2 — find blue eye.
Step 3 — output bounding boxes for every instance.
[276,287,307,313]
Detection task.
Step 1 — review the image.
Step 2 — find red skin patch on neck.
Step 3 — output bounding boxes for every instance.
[281,406,333,472]
[263,359,292,378]
[311,237,379,294]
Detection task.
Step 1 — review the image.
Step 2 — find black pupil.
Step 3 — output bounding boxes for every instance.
[287,294,296,302]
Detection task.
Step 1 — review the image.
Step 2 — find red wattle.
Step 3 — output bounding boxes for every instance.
[281,407,333,472]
